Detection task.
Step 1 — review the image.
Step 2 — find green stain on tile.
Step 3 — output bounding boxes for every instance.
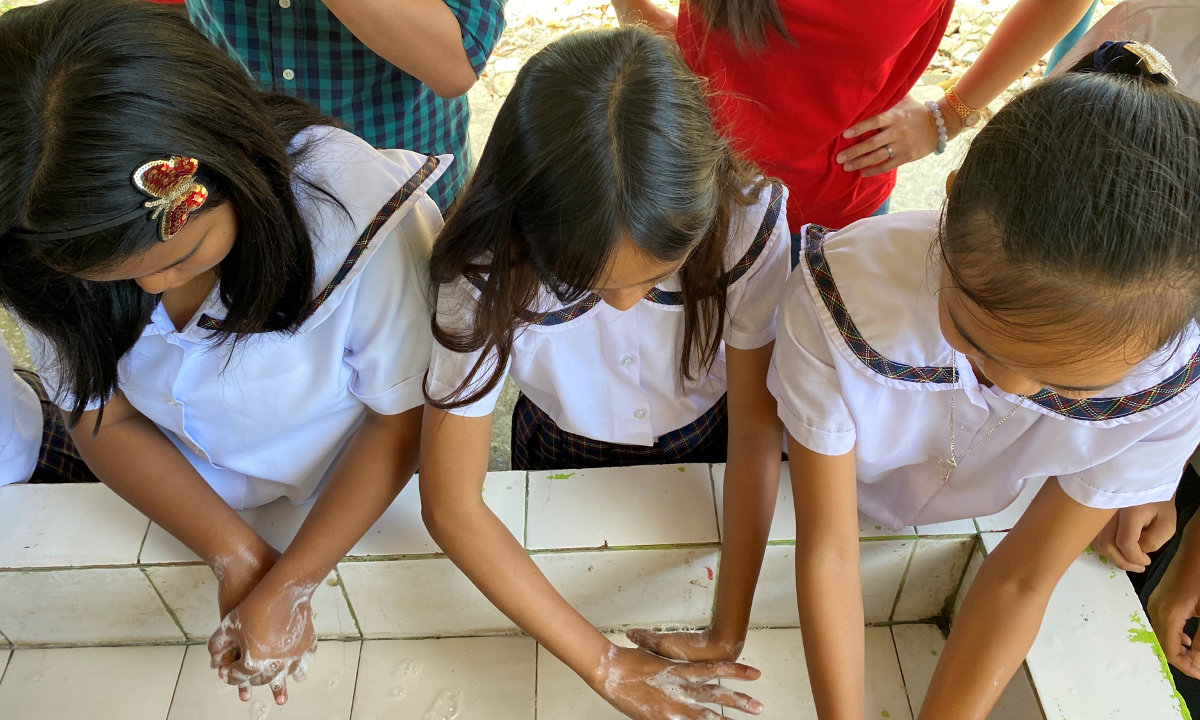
[881,710,890,718]
[874,525,883,531]
[1098,554,1111,566]
[677,466,686,472]
[1110,569,1119,580]
[1084,546,1095,555]
[930,649,938,656]
[550,472,575,480]
[1127,612,1192,719]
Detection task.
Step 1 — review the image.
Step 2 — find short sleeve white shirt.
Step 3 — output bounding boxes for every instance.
[426,182,790,445]
[0,344,41,486]
[27,126,446,509]
[768,212,1200,529]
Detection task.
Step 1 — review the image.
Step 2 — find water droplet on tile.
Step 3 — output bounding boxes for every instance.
[389,686,407,699]
[422,688,463,720]
[29,672,43,683]
[392,661,422,680]
[326,678,338,689]
[250,700,269,720]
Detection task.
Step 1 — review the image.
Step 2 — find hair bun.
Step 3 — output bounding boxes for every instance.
[1087,41,1178,86]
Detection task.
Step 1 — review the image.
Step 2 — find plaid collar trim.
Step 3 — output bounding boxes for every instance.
[198,155,440,331]
[803,224,1200,422]
[465,181,784,326]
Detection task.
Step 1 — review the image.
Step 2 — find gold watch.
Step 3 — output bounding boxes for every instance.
[945,85,982,128]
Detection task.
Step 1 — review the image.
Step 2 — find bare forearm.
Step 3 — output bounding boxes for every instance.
[71,411,269,565]
[262,407,422,591]
[796,544,864,720]
[955,0,1094,109]
[321,0,478,97]
[917,564,1047,720]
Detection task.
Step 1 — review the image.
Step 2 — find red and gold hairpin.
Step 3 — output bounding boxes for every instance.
[132,156,209,242]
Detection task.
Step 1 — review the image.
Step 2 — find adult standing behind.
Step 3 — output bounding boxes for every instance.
[613,0,1092,231]
[186,0,506,211]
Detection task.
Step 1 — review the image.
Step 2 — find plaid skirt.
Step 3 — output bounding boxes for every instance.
[511,393,728,471]
[14,369,96,484]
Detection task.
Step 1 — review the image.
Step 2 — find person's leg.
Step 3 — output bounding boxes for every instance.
[1045,0,1100,73]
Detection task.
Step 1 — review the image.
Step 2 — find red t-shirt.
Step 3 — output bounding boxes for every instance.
[677,0,952,228]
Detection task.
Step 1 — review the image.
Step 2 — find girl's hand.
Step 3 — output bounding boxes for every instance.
[213,545,280,620]
[594,644,763,719]
[611,0,677,36]
[1091,500,1177,572]
[1148,519,1200,679]
[625,627,744,663]
[208,580,319,706]
[837,94,947,176]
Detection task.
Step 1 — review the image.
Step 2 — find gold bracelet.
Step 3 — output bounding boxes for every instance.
[945,85,983,128]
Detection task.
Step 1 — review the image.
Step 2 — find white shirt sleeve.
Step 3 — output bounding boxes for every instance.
[767,260,857,456]
[343,194,441,415]
[1057,393,1200,509]
[425,275,510,417]
[0,344,42,485]
[725,184,791,351]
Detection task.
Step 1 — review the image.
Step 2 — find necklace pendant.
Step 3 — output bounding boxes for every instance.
[938,457,957,484]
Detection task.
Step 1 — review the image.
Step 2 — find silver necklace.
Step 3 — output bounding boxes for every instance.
[940,354,1022,484]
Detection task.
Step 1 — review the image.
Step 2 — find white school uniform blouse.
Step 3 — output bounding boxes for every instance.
[768,212,1200,529]
[27,126,446,509]
[426,182,790,445]
[0,344,41,485]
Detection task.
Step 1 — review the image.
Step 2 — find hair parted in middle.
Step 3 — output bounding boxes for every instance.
[426,25,765,410]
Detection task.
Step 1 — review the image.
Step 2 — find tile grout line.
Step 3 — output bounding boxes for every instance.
[164,641,189,720]
[0,642,12,688]
[136,519,153,565]
[707,463,721,544]
[888,538,920,622]
[888,627,919,720]
[334,566,365,639]
[347,638,366,720]
[140,566,190,642]
[531,638,539,720]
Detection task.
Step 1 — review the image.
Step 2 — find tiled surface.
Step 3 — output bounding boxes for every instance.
[351,471,526,557]
[893,537,974,622]
[952,544,986,622]
[140,497,316,564]
[892,623,1044,719]
[915,517,979,536]
[0,645,183,720]
[0,567,183,644]
[0,484,149,568]
[974,478,1046,532]
[169,641,360,720]
[527,465,718,550]
[535,548,721,630]
[353,636,536,720]
[337,557,517,637]
[145,565,358,641]
[727,627,914,720]
[536,632,635,720]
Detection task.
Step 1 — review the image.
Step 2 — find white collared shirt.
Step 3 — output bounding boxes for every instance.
[0,344,41,485]
[27,126,446,508]
[768,211,1200,529]
[426,183,790,445]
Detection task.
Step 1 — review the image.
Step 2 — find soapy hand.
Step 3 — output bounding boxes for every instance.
[213,545,280,620]
[626,626,744,663]
[595,644,763,720]
[1092,500,1176,572]
[209,580,318,706]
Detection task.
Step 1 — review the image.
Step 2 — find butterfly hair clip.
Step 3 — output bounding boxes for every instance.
[132,156,210,242]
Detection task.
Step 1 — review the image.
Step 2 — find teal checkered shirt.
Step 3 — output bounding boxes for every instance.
[186,0,506,211]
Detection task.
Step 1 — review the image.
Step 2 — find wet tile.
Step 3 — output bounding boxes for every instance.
[892,623,1044,720]
[145,565,358,642]
[893,538,973,622]
[336,558,516,638]
[534,548,721,630]
[721,627,912,720]
[168,641,359,720]
[974,478,1045,533]
[0,484,149,568]
[526,465,718,550]
[350,471,526,557]
[0,567,182,644]
[749,541,916,626]
[353,636,536,720]
[0,645,182,720]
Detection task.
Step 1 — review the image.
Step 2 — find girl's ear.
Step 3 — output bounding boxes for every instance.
[944,169,958,195]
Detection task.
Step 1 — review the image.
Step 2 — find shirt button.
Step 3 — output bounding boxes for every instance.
[282,68,295,81]
[633,408,646,420]
[619,354,635,367]
[278,0,291,6]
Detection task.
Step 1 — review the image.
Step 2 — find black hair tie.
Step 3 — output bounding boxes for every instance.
[1092,40,1178,86]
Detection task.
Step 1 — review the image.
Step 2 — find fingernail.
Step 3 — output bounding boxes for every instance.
[835,154,845,163]
[843,129,855,138]
[751,701,764,714]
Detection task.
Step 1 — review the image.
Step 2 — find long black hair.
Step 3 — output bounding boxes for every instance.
[0,0,331,425]
[940,42,1200,355]
[426,26,764,410]
[688,0,792,50]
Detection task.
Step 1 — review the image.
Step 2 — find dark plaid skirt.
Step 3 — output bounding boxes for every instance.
[14,369,96,483]
[511,393,728,471]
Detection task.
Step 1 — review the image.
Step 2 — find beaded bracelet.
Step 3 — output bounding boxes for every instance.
[925,100,948,155]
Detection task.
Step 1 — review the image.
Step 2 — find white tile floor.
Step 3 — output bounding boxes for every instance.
[0,466,1183,719]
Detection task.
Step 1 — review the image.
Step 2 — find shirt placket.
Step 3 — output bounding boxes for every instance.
[608,310,654,444]
[272,0,299,92]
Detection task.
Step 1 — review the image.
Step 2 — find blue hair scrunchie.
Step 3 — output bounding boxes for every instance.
[1092,40,1178,86]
